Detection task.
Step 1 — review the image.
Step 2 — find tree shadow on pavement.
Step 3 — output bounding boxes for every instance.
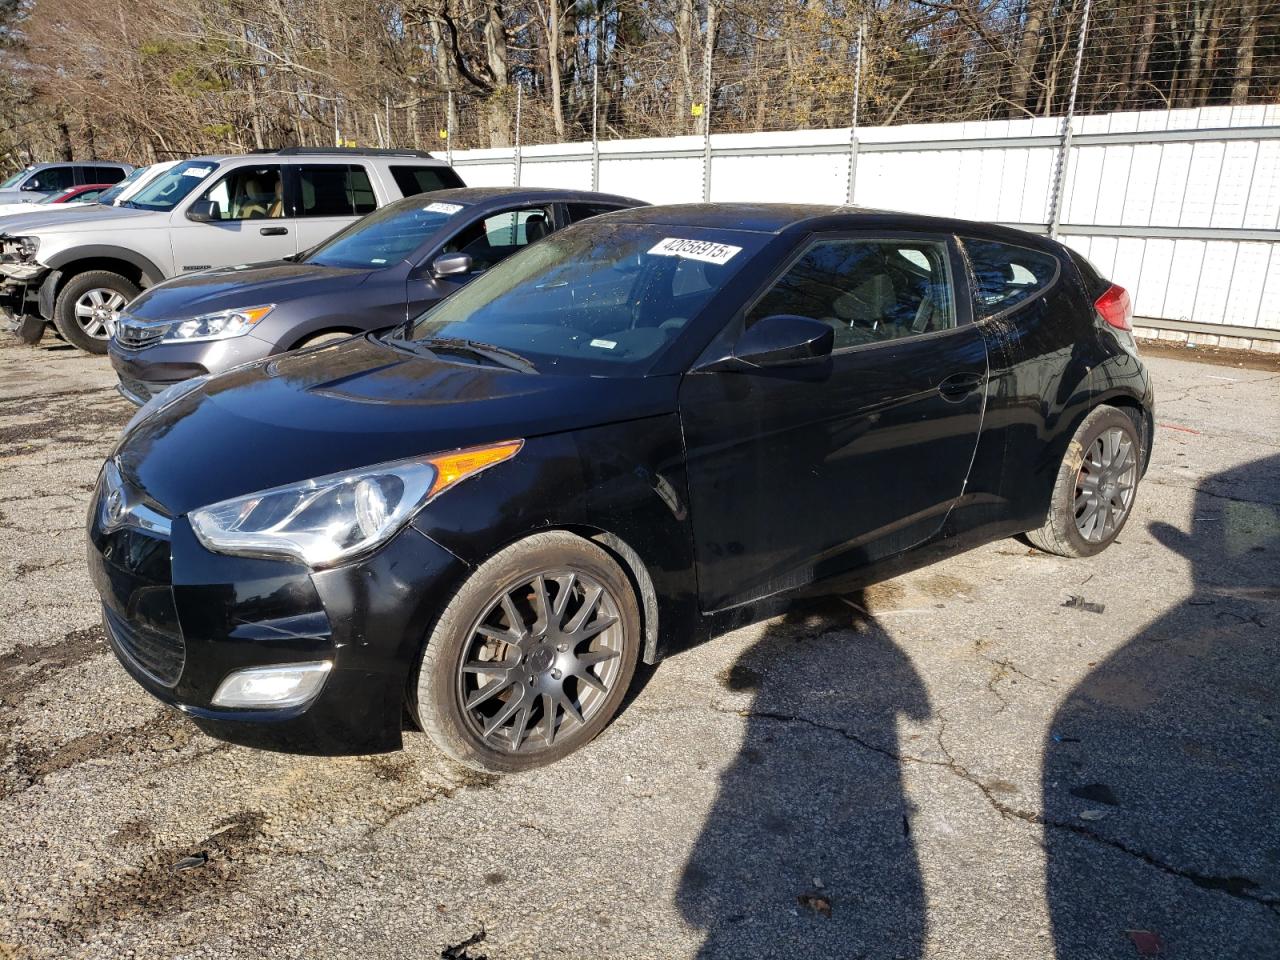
[677,593,930,959]
[1045,453,1280,958]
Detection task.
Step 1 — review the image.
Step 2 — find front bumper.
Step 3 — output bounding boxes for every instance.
[109,335,274,406]
[88,503,470,755]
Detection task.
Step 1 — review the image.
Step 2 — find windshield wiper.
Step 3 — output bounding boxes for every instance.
[386,336,538,374]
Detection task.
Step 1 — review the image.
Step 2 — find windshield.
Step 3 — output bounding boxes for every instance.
[0,171,28,189]
[398,222,765,375]
[126,159,218,211]
[96,166,147,205]
[305,197,465,269]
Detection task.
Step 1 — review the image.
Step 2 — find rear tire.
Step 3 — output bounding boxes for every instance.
[1027,405,1141,558]
[52,270,139,355]
[411,531,641,773]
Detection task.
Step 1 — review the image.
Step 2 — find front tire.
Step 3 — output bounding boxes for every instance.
[52,270,140,354]
[1027,405,1141,558]
[411,531,641,773]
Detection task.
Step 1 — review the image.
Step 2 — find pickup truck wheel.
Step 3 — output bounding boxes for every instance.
[52,271,140,355]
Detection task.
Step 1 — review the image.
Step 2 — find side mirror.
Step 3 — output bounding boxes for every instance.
[20,179,39,192]
[732,314,834,368]
[186,199,220,223]
[431,252,473,279]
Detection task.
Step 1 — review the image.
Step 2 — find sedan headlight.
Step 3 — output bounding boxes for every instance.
[160,305,274,343]
[189,440,523,567]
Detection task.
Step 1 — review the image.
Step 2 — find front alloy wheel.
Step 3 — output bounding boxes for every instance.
[413,531,640,772]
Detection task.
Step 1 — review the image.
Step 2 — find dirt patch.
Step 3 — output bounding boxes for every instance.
[1137,338,1280,373]
[60,810,268,935]
[0,627,107,705]
[917,574,971,600]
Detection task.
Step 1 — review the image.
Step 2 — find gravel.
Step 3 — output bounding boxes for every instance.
[1,333,1276,959]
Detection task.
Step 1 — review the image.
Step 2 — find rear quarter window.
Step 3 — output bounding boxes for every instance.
[962,238,1060,318]
[389,166,465,197]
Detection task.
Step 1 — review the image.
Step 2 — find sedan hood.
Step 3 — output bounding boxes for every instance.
[119,335,678,514]
[127,262,377,320]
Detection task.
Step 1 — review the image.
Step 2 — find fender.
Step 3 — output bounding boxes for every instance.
[411,415,702,665]
[42,245,167,287]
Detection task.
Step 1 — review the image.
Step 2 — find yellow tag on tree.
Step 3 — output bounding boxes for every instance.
[439,129,449,139]
[691,103,704,117]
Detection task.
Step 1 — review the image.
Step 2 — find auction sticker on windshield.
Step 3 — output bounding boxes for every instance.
[425,202,464,215]
[647,238,742,264]
[182,166,213,178]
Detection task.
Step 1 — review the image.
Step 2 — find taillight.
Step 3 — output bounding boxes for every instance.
[1095,284,1132,332]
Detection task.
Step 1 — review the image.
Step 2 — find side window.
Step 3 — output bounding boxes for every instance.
[197,165,283,220]
[748,238,957,350]
[389,165,465,197]
[29,166,75,192]
[90,165,127,184]
[565,202,624,222]
[962,239,1059,317]
[296,164,377,218]
[443,206,554,270]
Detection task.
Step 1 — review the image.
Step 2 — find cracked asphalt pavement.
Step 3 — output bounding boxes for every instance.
[1,335,1277,959]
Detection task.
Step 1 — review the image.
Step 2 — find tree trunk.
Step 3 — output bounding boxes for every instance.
[1008,0,1049,117]
[56,109,73,161]
[1232,0,1259,102]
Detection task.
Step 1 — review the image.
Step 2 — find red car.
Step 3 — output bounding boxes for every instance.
[42,183,114,204]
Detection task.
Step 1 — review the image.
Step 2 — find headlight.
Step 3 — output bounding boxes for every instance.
[189,440,523,567]
[160,305,274,343]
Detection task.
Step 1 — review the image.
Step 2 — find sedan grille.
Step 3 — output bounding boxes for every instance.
[115,317,171,349]
[104,603,186,687]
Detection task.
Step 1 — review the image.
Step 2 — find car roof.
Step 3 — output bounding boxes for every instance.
[412,186,645,209]
[593,202,1057,249]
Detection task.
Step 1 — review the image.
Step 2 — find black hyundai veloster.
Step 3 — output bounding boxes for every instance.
[89,204,1153,772]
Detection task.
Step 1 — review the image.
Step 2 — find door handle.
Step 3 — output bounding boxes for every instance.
[937,371,984,402]
[260,226,289,236]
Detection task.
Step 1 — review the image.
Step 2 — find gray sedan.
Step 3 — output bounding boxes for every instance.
[109,187,643,404]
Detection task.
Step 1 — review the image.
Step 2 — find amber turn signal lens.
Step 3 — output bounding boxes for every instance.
[425,440,524,499]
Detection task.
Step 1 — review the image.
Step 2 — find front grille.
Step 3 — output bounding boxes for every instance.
[104,603,186,686]
[115,318,170,348]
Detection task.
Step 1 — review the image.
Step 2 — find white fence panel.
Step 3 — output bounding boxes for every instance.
[448,107,1280,339]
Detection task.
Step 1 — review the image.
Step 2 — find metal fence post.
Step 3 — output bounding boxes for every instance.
[513,83,523,187]
[846,18,865,205]
[1048,0,1093,237]
[701,48,713,202]
[591,65,600,192]
[446,91,454,166]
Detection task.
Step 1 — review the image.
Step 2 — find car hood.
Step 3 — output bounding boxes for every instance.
[127,262,378,320]
[0,204,156,235]
[0,191,43,206]
[118,335,678,514]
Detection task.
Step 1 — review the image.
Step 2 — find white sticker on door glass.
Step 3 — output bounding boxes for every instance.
[647,238,742,265]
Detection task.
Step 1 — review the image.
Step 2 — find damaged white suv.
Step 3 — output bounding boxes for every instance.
[0,148,463,352]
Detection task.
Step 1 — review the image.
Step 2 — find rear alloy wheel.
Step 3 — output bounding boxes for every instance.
[1027,405,1141,558]
[52,270,140,354]
[413,531,640,772]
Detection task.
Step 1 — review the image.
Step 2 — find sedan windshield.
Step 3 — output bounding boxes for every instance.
[96,166,148,205]
[0,171,27,189]
[126,159,217,212]
[398,222,764,375]
[305,197,465,269]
